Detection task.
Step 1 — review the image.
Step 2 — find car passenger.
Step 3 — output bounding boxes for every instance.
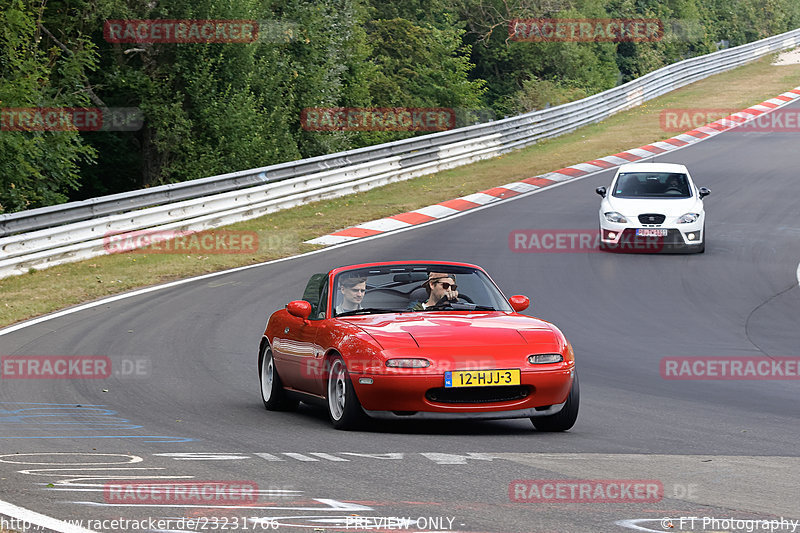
[408,272,459,310]
[666,176,679,191]
[335,275,367,315]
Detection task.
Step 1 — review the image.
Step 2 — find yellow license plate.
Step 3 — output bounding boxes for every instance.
[444,369,520,388]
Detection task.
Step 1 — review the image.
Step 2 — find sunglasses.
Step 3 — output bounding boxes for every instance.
[434,281,457,291]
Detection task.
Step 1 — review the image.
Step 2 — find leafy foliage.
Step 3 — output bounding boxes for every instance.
[2,0,799,212]
[0,0,97,212]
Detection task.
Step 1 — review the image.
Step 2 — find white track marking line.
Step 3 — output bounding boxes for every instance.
[0,498,98,533]
[615,518,662,532]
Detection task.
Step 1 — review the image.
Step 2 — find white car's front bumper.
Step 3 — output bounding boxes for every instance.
[598,213,704,252]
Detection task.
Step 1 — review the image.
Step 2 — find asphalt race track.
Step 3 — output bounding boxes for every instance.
[1,101,799,533]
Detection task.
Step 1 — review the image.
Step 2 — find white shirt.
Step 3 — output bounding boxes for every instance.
[335,303,361,315]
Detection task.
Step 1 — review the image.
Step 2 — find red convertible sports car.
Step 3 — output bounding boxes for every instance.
[258,261,578,431]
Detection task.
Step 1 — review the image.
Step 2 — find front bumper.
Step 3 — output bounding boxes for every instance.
[351,366,574,415]
[599,219,704,252]
[363,402,566,420]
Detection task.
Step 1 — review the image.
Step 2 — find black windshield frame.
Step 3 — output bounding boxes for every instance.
[330,264,513,317]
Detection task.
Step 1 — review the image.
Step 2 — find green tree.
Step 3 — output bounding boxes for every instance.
[0,0,97,213]
[459,0,618,115]
[3,0,798,213]
[84,0,301,188]
[279,0,377,157]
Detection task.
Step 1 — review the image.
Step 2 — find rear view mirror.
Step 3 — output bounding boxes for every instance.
[509,295,530,312]
[393,272,428,283]
[698,187,711,198]
[595,186,606,198]
[287,300,312,320]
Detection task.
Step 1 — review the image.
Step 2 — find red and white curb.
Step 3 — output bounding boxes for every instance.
[306,88,800,246]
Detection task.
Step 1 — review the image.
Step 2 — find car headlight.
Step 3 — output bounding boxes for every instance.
[386,358,430,368]
[604,212,628,223]
[528,353,564,364]
[677,213,700,224]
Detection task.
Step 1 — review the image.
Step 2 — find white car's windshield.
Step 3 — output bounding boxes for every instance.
[332,264,513,316]
[612,172,692,198]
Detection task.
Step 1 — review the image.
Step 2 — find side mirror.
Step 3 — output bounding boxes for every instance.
[595,186,606,198]
[287,300,312,320]
[509,295,530,312]
[698,187,711,199]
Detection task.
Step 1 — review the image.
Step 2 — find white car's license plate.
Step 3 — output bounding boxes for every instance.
[636,229,668,237]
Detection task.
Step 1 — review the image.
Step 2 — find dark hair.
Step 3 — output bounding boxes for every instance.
[340,275,367,289]
[424,271,456,296]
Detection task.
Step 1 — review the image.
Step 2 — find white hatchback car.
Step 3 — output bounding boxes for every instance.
[596,163,710,253]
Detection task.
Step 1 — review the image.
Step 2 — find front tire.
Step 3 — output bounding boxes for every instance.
[326,355,366,430]
[260,345,298,411]
[531,372,579,432]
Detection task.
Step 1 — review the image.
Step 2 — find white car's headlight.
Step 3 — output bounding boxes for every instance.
[604,212,628,223]
[677,213,700,224]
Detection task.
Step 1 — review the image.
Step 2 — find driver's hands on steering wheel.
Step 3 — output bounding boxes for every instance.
[431,296,450,308]
[442,285,459,301]
[432,289,459,307]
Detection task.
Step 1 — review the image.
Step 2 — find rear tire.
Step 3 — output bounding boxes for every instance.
[326,355,366,430]
[259,345,298,411]
[531,372,579,432]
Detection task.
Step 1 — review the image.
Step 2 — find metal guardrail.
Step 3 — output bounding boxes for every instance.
[2,29,799,277]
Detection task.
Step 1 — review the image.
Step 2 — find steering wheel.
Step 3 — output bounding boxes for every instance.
[430,293,474,308]
[456,293,474,304]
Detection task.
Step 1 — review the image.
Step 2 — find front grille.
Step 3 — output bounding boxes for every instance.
[426,386,531,404]
[638,213,665,225]
[616,229,685,249]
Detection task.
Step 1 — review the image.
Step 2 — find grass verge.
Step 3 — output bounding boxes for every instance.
[2,53,800,328]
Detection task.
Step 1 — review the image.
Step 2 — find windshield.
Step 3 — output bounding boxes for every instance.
[612,172,692,198]
[331,264,513,316]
